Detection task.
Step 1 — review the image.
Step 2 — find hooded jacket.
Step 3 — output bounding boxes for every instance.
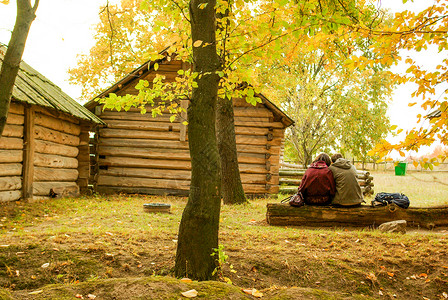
[329,158,364,206]
[298,160,336,205]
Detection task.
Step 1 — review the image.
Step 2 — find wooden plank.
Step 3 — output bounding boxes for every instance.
[0,150,23,163]
[239,163,280,174]
[266,203,448,229]
[6,113,24,125]
[98,167,276,185]
[34,111,81,136]
[34,125,80,146]
[235,127,284,136]
[235,120,284,129]
[234,107,274,118]
[0,190,22,202]
[3,124,23,138]
[34,167,79,182]
[105,119,181,132]
[35,140,79,157]
[0,137,23,150]
[96,185,189,196]
[33,105,80,125]
[99,138,189,149]
[0,177,22,191]
[97,175,190,190]
[236,135,282,146]
[9,102,24,115]
[34,153,78,169]
[98,146,191,160]
[0,163,22,176]
[100,111,175,122]
[22,106,35,200]
[33,181,79,197]
[99,156,191,170]
[243,183,278,194]
[99,128,179,140]
[236,144,281,155]
[238,153,279,165]
[99,167,191,180]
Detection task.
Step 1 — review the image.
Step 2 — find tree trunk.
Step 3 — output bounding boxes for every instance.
[0,0,39,136]
[174,0,222,280]
[216,97,247,204]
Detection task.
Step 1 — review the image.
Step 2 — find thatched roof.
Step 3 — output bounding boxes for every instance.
[0,45,104,124]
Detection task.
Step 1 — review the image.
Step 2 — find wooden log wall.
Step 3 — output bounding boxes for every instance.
[0,102,24,202]
[31,106,81,199]
[93,97,285,196]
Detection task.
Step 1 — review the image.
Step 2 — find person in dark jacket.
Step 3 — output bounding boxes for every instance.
[298,153,336,205]
[329,153,364,207]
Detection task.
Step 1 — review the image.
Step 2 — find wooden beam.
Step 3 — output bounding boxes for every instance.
[22,106,35,201]
[266,203,448,229]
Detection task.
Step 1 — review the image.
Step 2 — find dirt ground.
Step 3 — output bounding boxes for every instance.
[1,196,448,299]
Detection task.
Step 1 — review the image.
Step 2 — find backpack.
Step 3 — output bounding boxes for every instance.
[372,192,410,209]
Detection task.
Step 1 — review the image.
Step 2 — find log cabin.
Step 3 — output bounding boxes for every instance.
[84,52,294,197]
[0,46,104,202]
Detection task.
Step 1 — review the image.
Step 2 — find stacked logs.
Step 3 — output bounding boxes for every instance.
[279,166,374,195]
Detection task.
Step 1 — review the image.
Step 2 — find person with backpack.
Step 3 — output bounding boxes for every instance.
[329,153,364,207]
[297,153,336,205]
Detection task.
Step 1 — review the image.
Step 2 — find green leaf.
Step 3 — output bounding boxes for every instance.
[170,115,176,122]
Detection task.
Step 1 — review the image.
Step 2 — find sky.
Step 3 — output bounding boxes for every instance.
[0,0,445,156]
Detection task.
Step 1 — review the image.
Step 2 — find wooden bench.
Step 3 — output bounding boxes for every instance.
[266,203,448,229]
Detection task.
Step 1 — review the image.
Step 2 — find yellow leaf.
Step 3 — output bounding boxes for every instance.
[28,290,43,295]
[154,63,159,71]
[180,278,192,283]
[0,0,10,4]
[413,161,419,168]
[390,125,398,130]
[181,289,198,298]
[193,40,203,47]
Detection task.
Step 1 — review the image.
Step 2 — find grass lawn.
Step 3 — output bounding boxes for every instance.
[371,171,448,207]
[0,172,447,299]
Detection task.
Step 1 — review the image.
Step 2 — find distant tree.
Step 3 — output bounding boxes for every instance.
[260,50,393,166]
[361,1,448,167]
[0,0,39,135]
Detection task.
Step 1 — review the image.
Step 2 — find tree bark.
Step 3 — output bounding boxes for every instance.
[217,97,247,204]
[0,0,39,136]
[174,0,222,280]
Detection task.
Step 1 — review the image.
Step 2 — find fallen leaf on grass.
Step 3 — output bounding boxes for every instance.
[28,290,43,295]
[0,245,9,248]
[387,272,394,277]
[181,289,198,298]
[442,292,447,299]
[378,290,383,296]
[75,294,84,299]
[180,278,192,283]
[41,263,50,268]
[419,273,428,278]
[366,273,377,282]
[242,288,263,298]
[87,294,96,299]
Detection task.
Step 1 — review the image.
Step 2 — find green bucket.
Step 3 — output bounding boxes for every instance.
[395,162,408,176]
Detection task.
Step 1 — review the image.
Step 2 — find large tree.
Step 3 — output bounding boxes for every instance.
[76,0,404,279]
[0,0,39,135]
